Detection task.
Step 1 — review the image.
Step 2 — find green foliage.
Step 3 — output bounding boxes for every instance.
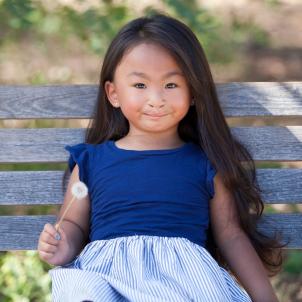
[0,251,52,302]
[0,0,273,65]
[264,0,281,7]
[283,250,302,275]
[0,162,66,171]
[0,0,133,54]
[145,0,233,63]
[257,162,282,168]
[230,17,271,50]
[59,3,133,54]
[264,205,278,214]
[0,0,239,63]
[29,71,48,85]
[1,0,35,30]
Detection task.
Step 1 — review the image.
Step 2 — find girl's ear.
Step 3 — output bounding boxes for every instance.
[104,81,119,107]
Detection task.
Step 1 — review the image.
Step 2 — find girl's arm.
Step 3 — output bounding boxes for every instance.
[56,164,90,259]
[38,164,90,266]
[210,172,279,302]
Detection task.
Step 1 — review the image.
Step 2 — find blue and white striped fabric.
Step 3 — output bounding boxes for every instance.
[49,235,252,302]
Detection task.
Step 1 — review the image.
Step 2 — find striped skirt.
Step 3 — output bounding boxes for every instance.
[49,235,252,302]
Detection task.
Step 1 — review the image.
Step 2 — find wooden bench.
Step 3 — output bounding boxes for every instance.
[0,82,301,251]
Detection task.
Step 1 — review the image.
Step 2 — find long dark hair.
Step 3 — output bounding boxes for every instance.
[63,12,286,278]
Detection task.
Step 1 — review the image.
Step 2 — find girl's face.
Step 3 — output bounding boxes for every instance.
[105,42,191,140]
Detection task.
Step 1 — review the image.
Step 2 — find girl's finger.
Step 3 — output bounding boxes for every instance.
[44,223,58,236]
[39,250,55,261]
[56,226,67,242]
[42,231,60,245]
[39,241,58,254]
[44,223,61,241]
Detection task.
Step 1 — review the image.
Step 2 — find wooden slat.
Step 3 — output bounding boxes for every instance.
[0,82,302,119]
[256,168,302,203]
[0,85,97,119]
[0,214,300,250]
[0,171,66,205]
[0,169,301,205]
[256,213,302,249]
[217,82,302,117]
[231,126,302,160]
[0,215,57,251]
[0,128,85,163]
[0,126,301,162]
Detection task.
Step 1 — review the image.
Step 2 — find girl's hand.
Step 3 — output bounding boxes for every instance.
[37,223,74,266]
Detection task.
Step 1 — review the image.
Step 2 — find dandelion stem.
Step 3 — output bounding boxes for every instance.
[55,195,76,231]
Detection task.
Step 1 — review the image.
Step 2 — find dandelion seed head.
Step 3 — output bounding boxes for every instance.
[71,181,88,199]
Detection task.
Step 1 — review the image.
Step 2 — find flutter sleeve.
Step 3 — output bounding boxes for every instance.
[64,143,90,186]
[205,157,217,199]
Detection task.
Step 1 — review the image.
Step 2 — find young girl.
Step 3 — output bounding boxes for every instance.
[38,13,285,302]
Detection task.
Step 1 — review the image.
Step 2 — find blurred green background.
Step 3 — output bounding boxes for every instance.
[0,0,301,301]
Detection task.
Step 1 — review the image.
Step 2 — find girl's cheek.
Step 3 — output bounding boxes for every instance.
[131,93,146,103]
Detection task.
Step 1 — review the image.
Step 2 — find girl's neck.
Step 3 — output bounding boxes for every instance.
[116,135,185,150]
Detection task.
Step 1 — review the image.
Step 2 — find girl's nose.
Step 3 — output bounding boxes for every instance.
[147,102,165,109]
[147,90,165,108]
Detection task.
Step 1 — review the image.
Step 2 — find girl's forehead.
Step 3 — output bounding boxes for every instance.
[116,42,182,75]
[124,42,174,60]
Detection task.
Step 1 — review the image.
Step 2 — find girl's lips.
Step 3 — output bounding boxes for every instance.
[144,114,166,119]
[144,113,167,117]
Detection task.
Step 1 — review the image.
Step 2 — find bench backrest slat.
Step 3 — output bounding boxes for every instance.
[0,126,301,162]
[0,213,300,250]
[0,83,301,119]
[0,169,301,205]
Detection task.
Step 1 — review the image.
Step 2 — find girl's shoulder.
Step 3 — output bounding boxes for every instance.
[64,141,108,153]
[64,140,113,165]
[64,142,90,151]
[189,143,217,199]
[64,141,112,184]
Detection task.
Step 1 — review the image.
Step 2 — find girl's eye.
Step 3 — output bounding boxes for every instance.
[166,83,177,88]
[134,83,146,89]
[133,83,178,89]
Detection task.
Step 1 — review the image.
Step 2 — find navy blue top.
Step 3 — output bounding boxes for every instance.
[64,140,217,248]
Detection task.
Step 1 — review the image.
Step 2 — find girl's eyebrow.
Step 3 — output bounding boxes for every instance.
[127,71,184,79]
